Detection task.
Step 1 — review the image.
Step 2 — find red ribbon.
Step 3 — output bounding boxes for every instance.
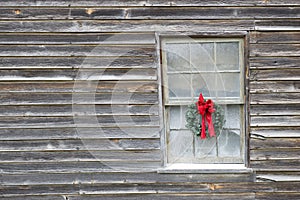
[196,93,216,139]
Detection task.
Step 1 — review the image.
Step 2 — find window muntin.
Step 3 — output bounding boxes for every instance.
[161,37,245,165]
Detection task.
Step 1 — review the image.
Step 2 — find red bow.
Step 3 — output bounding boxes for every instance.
[196,93,216,139]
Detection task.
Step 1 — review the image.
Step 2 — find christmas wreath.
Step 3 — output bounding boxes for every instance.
[185,93,225,139]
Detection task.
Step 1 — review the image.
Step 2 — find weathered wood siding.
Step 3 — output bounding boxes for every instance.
[0,1,299,199]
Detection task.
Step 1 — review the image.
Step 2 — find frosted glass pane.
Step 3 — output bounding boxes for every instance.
[170,106,188,129]
[216,42,239,70]
[168,130,194,163]
[168,74,191,98]
[165,43,190,72]
[190,42,214,71]
[223,105,241,129]
[192,73,217,98]
[216,73,240,97]
[218,129,241,157]
[195,136,217,157]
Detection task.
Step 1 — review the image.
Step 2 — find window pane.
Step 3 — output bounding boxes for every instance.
[170,106,187,130]
[218,129,241,157]
[216,73,241,98]
[192,73,217,98]
[223,105,241,129]
[168,74,191,98]
[168,130,194,163]
[195,136,217,158]
[165,43,190,72]
[216,42,239,70]
[190,42,214,72]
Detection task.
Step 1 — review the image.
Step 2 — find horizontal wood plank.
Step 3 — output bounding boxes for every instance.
[256,193,300,200]
[1,0,300,6]
[0,127,161,140]
[0,161,161,173]
[1,172,254,186]
[251,159,300,169]
[251,116,300,127]
[0,81,157,93]
[250,31,300,44]
[0,115,160,128]
[250,44,300,57]
[250,81,300,93]
[0,20,254,32]
[0,69,157,81]
[250,93,300,104]
[250,57,300,69]
[0,139,160,151]
[0,33,155,44]
[250,69,300,81]
[250,128,300,138]
[0,150,161,163]
[1,182,299,195]
[0,45,155,57]
[0,104,159,117]
[250,138,300,149]
[0,194,257,200]
[1,7,299,20]
[251,149,300,161]
[255,20,300,31]
[0,57,155,69]
[0,92,158,105]
[250,104,300,116]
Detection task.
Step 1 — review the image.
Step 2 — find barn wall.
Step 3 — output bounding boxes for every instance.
[0,1,299,199]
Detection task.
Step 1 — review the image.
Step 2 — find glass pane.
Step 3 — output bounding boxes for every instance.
[170,106,188,130]
[165,43,190,72]
[195,136,217,158]
[190,42,214,72]
[216,42,239,70]
[216,73,241,98]
[192,73,217,98]
[168,130,194,163]
[218,129,241,157]
[168,74,191,98]
[223,105,241,129]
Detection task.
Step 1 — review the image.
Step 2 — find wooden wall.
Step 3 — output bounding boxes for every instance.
[1,1,299,199]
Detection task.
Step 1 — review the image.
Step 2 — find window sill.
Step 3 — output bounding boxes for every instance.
[157,164,253,174]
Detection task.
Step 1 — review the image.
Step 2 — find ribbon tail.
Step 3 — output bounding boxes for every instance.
[206,113,215,137]
[200,114,206,139]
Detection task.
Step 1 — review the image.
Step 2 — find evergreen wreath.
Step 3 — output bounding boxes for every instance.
[185,94,226,139]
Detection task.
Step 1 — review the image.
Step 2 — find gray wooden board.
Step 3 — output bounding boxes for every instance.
[0,139,160,151]
[250,93,300,104]
[0,104,159,116]
[250,81,300,93]
[250,57,300,69]
[0,68,157,81]
[0,127,161,140]
[0,150,161,163]
[250,104,300,116]
[0,57,155,69]
[1,0,300,6]
[0,20,254,32]
[0,33,155,44]
[250,138,300,149]
[0,161,161,173]
[0,45,155,57]
[2,172,255,186]
[0,81,158,93]
[0,7,299,20]
[0,93,158,105]
[250,31,300,44]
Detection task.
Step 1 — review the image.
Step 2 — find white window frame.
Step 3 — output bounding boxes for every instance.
[158,35,249,171]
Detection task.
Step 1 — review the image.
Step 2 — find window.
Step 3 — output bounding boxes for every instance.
[161,37,245,166]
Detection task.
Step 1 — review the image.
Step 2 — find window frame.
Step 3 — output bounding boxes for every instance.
[157,33,250,170]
